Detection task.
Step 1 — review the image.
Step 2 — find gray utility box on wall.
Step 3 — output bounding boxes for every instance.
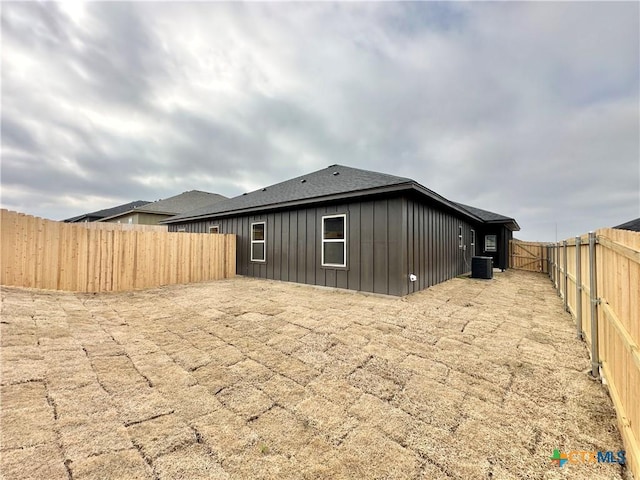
[471,256,493,279]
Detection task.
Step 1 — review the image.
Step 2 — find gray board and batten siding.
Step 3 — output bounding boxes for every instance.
[165,165,519,297]
[169,196,409,295]
[404,196,477,295]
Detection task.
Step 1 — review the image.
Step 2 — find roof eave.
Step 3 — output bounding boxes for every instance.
[133,209,177,216]
[483,219,520,231]
[97,210,136,222]
[162,183,415,223]
[99,209,177,222]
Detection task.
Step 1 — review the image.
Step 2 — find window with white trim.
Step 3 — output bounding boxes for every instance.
[251,222,266,262]
[177,228,186,232]
[471,229,476,253]
[209,225,220,234]
[321,214,346,267]
[458,226,463,249]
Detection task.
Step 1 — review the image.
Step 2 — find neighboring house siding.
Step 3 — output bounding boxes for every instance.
[403,198,476,296]
[169,197,406,296]
[137,213,171,225]
[112,213,139,224]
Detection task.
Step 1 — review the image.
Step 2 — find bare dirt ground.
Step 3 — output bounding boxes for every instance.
[0,270,631,480]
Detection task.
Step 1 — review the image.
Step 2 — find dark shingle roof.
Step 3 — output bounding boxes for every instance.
[130,191,227,215]
[454,203,520,231]
[164,165,519,231]
[64,200,151,222]
[455,203,512,222]
[98,191,228,221]
[613,217,640,232]
[166,165,414,222]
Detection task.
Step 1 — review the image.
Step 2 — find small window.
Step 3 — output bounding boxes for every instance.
[251,222,266,262]
[485,234,497,252]
[177,228,186,233]
[458,226,463,248]
[322,214,346,267]
[209,225,220,234]
[471,229,476,248]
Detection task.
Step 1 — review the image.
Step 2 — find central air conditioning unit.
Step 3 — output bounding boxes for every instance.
[471,256,493,279]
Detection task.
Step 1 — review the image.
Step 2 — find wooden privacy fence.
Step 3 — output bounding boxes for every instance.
[516,229,639,479]
[1,209,236,293]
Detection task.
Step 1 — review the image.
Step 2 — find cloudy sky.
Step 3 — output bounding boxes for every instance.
[2,2,638,241]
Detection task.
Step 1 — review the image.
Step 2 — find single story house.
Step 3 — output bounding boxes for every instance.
[99,191,227,225]
[163,165,520,296]
[63,200,150,223]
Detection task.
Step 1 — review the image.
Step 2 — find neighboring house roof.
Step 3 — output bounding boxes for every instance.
[63,200,151,223]
[164,165,519,231]
[613,217,640,232]
[99,190,228,221]
[455,203,520,231]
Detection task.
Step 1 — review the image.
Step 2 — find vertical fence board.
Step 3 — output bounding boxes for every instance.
[4,212,15,285]
[25,215,35,288]
[1,211,14,286]
[202,235,210,281]
[66,223,74,291]
[133,231,141,290]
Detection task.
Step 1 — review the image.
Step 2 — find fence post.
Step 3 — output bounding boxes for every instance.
[575,235,582,340]
[552,245,556,284]
[563,240,568,311]
[556,243,561,296]
[588,231,600,378]
[509,239,512,269]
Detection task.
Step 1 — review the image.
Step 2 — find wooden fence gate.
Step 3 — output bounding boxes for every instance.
[509,239,550,273]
